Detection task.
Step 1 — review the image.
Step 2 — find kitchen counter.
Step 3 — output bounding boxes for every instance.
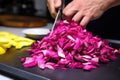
[0,23,120,80]
[0,23,53,37]
[0,23,53,80]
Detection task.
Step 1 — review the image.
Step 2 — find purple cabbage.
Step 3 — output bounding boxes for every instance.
[21,20,120,70]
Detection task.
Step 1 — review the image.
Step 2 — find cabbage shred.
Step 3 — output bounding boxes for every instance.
[21,20,120,70]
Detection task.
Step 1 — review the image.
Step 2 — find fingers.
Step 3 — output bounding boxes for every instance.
[64,9,92,28]
[72,12,91,28]
[62,0,93,28]
[63,2,77,19]
[47,0,56,18]
[47,0,61,18]
[72,11,83,24]
[54,0,61,8]
[47,0,92,28]
[80,16,92,27]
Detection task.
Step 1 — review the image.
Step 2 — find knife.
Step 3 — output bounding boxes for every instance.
[50,0,65,35]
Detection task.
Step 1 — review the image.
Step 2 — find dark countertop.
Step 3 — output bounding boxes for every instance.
[0,41,120,80]
[0,23,53,80]
[0,23,120,80]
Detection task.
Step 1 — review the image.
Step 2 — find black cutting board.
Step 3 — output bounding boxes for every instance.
[0,40,120,80]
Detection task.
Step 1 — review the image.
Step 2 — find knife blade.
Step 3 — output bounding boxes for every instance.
[50,0,65,35]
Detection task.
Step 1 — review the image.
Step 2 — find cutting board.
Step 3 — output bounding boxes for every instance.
[0,15,48,28]
[0,40,120,80]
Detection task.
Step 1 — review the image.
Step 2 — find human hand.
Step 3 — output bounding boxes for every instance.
[63,0,114,27]
[47,0,62,18]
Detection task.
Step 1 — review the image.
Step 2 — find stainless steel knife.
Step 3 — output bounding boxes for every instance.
[50,0,65,35]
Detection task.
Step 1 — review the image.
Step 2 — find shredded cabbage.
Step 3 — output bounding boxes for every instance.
[21,20,120,70]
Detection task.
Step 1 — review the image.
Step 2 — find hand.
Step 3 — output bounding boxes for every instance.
[47,0,62,18]
[63,0,114,27]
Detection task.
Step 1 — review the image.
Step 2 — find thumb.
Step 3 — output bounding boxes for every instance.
[54,0,62,8]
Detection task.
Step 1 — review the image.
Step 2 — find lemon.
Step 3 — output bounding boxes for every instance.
[0,46,6,55]
[0,31,35,55]
[0,37,10,43]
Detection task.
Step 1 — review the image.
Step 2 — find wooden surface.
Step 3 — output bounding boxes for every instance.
[0,15,48,28]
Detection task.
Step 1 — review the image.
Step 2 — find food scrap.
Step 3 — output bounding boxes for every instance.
[0,31,35,55]
[21,20,120,70]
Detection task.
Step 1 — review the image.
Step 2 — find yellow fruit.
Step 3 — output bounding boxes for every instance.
[1,43,12,48]
[0,46,6,55]
[0,31,35,55]
[15,42,33,49]
[0,37,10,43]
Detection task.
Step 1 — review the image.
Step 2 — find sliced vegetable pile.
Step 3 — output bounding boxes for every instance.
[0,31,35,55]
[21,20,120,70]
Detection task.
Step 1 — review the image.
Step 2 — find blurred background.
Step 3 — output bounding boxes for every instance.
[0,0,55,29]
[0,0,47,17]
[0,0,120,40]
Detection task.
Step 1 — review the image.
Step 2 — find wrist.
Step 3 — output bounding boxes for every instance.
[104,0,120,10]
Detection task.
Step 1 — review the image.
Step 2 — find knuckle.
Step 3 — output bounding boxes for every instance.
[63,10,70,17]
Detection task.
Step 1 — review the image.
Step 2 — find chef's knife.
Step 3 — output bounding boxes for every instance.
[50,0,65,35]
